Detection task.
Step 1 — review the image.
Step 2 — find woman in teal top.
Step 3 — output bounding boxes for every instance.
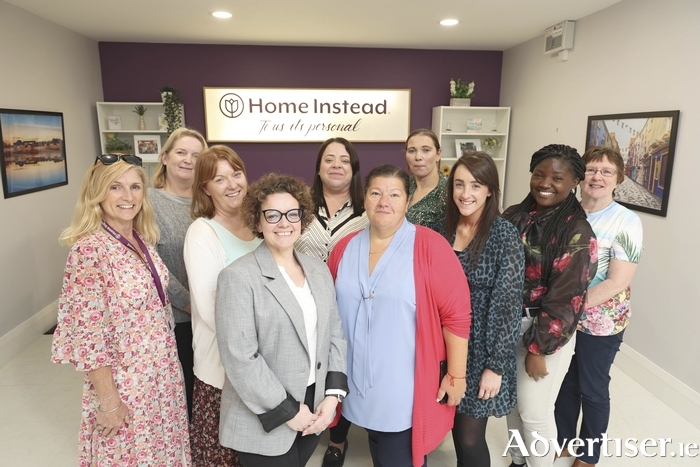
[184,145,261,467]
[405,128,448,230]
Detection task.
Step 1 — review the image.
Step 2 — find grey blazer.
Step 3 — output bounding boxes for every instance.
[215,242,348,456]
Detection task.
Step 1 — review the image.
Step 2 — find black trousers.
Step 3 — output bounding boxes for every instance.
[174,321,195,420]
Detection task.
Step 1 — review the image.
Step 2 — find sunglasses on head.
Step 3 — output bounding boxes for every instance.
[95,154,143,167]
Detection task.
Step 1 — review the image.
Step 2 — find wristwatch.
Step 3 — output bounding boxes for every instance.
[335,393,345,403]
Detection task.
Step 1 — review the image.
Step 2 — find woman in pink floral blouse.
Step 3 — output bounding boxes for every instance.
[51,154,190,466]
[502,144,597,467]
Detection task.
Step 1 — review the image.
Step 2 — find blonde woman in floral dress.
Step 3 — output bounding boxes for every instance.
[555,146,643,467]
[51,154,190,466]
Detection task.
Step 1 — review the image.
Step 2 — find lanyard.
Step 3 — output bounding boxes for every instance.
[101,220,167,307]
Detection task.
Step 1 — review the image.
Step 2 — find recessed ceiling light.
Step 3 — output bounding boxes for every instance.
[212,11,232,19]
[440,19,459,26]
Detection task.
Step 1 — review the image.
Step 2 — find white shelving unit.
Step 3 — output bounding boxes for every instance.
[96,101,185,164]
[432,106,511,201]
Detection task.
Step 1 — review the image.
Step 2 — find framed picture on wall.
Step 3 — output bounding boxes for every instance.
[455,138,481,158]
[133,135,161,163]
[0,108,68,199]
[585,110,680,217]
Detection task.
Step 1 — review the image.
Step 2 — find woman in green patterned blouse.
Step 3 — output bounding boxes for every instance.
[405,129,448,230]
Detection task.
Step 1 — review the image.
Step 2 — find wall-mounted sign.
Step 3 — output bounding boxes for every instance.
[203,87,411,143]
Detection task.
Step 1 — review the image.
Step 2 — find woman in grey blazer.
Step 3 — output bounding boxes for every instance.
[215,173,348,467]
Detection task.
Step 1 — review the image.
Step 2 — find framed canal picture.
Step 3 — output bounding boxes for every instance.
[585,110,680,217]
[0,108,68,199]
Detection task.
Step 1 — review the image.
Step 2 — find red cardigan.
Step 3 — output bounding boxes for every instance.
[328,225,471,467]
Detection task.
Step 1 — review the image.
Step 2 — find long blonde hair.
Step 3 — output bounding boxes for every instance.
[60,161,159,246]
[151,127,208,189]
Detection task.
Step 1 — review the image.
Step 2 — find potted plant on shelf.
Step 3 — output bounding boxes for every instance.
[133,105,148,130]
[158,86,183,134]
[482,136,501,155]
[449,78,475,106]
[105,134,132,154]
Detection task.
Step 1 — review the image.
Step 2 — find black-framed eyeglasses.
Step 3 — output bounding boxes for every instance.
[585,168,616,178]
[261,209,303,224]
[95,154,143,167]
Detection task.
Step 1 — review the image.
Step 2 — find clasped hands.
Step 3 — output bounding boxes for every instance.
[286,396,339,436]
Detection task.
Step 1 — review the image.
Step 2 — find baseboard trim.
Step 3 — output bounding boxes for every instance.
[616,343,700,429]
[0,300,58,368]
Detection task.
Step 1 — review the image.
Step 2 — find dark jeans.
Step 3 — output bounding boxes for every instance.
[238,385,319,467]
[175,321,195,420]
[555,329,624,464]
[366,427,426,467]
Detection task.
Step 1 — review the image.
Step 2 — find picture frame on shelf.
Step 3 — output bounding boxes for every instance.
[0,108,68,199]
[158,113,167,131]
[467,118,483,132]
[455,138,481,157]
[108,115,122,130]
[585,110,679,217]
[133,134,161,163]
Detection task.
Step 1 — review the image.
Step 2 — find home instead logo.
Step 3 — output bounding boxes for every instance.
[219,93,245,118]
[204,87,411,142]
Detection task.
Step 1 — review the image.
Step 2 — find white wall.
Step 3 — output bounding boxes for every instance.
[0,1,103,364]
[501,0,700,398]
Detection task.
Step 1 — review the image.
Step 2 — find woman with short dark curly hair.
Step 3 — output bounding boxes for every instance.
[216,173,348,467]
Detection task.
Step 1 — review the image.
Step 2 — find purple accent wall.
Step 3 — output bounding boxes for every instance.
[99,43,502,183]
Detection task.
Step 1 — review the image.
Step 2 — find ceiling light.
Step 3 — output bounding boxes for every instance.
[212,11,232,19]
[440,19,459,26]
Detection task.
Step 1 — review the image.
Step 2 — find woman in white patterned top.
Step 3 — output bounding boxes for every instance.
[295,137,368,263]
[296,139,367,466]
[555,146,643,467]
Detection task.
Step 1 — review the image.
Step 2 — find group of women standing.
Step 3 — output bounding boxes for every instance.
[51,123,642,467]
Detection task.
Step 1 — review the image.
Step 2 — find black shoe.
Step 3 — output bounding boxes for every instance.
[321,439,348,467]
[509,462,525,467]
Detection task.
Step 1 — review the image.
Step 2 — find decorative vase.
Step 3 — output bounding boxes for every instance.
[450,98,471,107]
[484,145,495,155]
[138,115,146,130]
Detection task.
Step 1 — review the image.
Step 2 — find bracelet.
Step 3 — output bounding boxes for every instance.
[99,400,122,413]
[447,372,466,387]
[98,390,119,402]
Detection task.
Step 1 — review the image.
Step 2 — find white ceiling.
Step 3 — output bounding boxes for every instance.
[5,0,621,50]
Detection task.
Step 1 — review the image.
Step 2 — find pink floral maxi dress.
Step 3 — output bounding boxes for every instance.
[51,231,191,466]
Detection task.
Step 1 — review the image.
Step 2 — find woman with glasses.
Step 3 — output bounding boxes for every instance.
[183,145,261,466]
[51,154,191,464]
[149,127,207,420]
[215,173,348,467]
[554,146,643,467]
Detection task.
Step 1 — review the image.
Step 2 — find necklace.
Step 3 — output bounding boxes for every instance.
[369,246,388,255]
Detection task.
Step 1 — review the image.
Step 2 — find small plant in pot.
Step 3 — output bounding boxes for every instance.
[158,86,183,135]
[105,133,132,154]
[133,105,148,130]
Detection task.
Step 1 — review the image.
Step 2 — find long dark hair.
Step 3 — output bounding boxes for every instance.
[311,137,364,216]
[445,152,501,266]
[503,144,587,282]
